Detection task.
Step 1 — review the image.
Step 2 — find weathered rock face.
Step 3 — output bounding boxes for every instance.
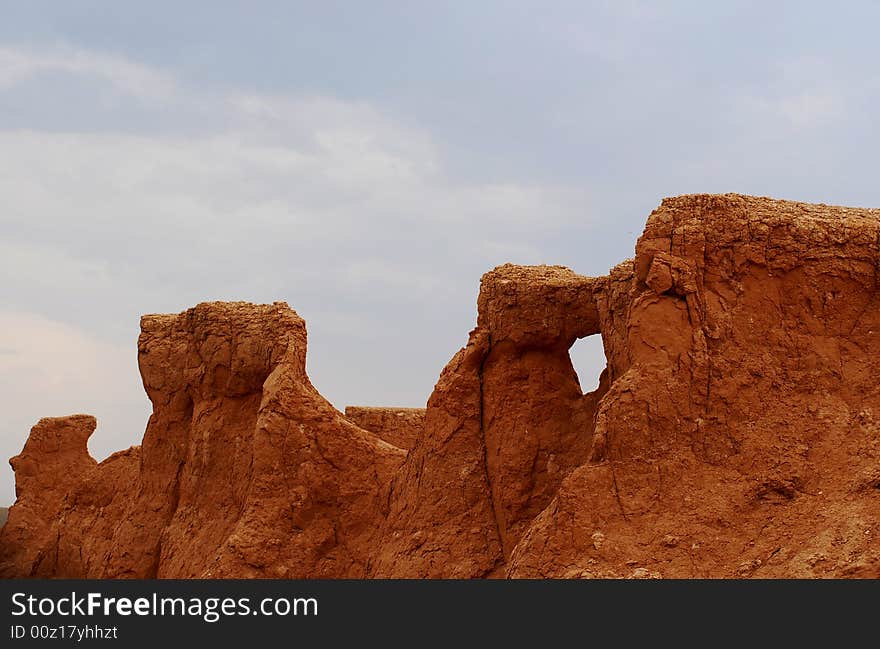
[508,194,880,578]
[0,302,405,578]
[369,266,610,577]
[0,415,100,576]
[2,194,879,578]
[344,407,425,451]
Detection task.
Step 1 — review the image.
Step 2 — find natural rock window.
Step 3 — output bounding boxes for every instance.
[568,334,606,394]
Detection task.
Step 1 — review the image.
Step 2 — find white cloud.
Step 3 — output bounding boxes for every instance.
[0,45,177,100]
[741,90,842,129]
[0,55,592,285]
[735,57,847,130]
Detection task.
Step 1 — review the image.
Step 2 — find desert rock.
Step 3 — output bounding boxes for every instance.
[2,194,879,579]
[344,407,425,451]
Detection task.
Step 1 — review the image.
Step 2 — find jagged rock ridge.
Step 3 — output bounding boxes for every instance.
[1,194,878,578]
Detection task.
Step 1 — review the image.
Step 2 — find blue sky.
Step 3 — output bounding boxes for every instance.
[2,2,880,502]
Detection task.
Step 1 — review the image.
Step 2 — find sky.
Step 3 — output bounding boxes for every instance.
[3,2,880,504]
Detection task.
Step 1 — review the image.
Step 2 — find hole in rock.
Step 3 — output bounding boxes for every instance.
[568,335,607,393]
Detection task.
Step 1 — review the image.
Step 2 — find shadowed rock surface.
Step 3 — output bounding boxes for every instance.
[2,194,879,578]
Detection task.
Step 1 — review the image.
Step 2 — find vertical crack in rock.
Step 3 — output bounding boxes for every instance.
[477,332,507,571]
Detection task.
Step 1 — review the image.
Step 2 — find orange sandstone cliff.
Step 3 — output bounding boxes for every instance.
[2,194,879,578]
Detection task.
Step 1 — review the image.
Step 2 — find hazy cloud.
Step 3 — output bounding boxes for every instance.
[0,45,177,99]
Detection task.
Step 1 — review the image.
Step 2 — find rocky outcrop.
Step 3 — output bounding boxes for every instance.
[344,407,425,450]
[369,266,609,577]
[508,194,880,578]
[2,194,879,578]
[0,302,405,578]
[0,415,100,576]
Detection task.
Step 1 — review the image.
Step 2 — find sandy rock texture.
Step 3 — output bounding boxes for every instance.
[344,407,425,451]
[0,302,404,578]
[2,194,878,578]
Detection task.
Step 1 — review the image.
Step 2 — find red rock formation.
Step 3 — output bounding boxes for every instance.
[508,194,880,578]
[369,266,610,577]
[344,407,425,450]
[0,415,100,576]
[2,194,879,578]
[1,302,405,578]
